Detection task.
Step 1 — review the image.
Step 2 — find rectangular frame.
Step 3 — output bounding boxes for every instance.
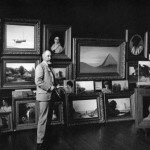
[104,93,133,122]
[73,38,125,80]
[1,56,40,89]
[65,93,104,126]
[3,18,40,55]
[52,61,72,86]
[12,97,37,131]
[0,112,13,132]
[135,88,150,129]
[43,25,72,60]
[75,80,94,94]
[126,30,148,60]
[137,61,150,86]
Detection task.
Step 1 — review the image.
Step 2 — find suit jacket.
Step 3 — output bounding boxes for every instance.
[35,61,54,101]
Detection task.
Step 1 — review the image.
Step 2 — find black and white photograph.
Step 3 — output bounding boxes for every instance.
[1,1,150,150]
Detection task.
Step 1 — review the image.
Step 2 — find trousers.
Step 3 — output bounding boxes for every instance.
[37,101,49,144]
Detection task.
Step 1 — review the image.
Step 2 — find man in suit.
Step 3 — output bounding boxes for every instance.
[35,50,55,150]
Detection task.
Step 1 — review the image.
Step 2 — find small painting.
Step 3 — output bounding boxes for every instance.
[75,81,94,94]
[138,61,150,86]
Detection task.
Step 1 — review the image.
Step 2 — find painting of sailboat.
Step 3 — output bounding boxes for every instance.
[80,46,119,73]
[6,25,34,49]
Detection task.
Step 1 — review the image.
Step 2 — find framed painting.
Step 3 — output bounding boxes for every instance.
[75,81,94,94]
[1,56,40,89]
[94,81,103,92]
[126,29,148,60]
[65,93,104,126]
[52,62,72,86]
[3,18,40,55]
[0,112,13,132]
[43,25,72,60]
[12,97,37,130]
[127,61,138,83]
[104,93,133,122]
[112,80,129,93]
[137,61,150,86]
[63,80,75,94]
[73,38,125,80]
[135,88,150,129]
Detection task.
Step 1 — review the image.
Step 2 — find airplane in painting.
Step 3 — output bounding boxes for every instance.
[13,39,26,43]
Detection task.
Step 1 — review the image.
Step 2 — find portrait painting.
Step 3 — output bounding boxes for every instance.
[126,30,148,60]
[74,38,125,80]
[43,25,72,60]
[138,61,150,86]
[63,80,75,93]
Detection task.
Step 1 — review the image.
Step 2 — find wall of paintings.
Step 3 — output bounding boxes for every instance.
[0,18,149,132]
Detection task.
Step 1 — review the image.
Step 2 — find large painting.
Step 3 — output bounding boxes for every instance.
[73,38,125,80]
[3,18,40,55]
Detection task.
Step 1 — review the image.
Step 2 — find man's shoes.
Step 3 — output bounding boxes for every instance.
[36,143,47,150]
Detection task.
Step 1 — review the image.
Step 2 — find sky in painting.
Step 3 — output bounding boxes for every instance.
[80,46,120,67]
[6,63,35,71]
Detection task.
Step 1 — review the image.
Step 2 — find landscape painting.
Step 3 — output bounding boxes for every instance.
[2,58,38,88]
[138,61,150,86]
[74,38,125,80]
[6,63,35,83]
[106,97,132,122]
[80,46,119,74]
[72,99,98,119]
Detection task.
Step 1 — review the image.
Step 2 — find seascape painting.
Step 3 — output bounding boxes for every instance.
[5,63,35,84]
[6,25,34,49]
[80,46,119,73]
[72,99,98,119]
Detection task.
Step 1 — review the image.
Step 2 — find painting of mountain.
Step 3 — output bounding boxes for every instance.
[80,53,118,73]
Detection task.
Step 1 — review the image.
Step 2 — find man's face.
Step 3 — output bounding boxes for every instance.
[44,51,51,64]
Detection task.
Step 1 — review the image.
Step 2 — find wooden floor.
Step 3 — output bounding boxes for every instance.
[1,121,150,150]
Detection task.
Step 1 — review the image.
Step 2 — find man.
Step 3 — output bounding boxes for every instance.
[35,50,55,150]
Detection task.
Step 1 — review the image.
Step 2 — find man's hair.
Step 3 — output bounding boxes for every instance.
[67,80,73,87]
[42,50,51,60]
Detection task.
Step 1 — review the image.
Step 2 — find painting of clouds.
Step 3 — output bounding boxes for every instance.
[80,46,120,73]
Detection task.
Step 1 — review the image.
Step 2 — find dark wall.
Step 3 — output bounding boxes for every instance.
[0,0,150,39]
